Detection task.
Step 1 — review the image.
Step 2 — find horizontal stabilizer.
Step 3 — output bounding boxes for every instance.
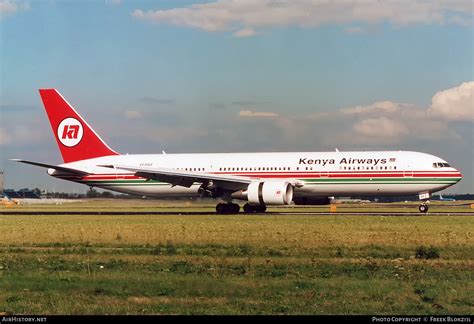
[11,159,90,176]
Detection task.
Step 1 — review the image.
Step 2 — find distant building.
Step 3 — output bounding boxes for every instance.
[3,189,40,199]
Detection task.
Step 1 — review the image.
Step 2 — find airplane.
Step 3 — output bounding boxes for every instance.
[435,195,456,202]
[13,89,463,214]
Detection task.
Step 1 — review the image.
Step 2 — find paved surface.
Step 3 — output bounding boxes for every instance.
[0,210,472,216]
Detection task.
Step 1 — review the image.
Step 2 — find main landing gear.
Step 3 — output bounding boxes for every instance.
[216,203,240,214]
[215,203,267,214]
[243,203,267,213]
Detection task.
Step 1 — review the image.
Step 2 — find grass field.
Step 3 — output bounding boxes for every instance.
[0,199,473,315]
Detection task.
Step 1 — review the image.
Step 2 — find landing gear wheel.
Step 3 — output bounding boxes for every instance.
[243,203,267,213]
[419,204,429,213]
[243,203,255,213]
[255,205,267,213]
[230,203,240,214]
[216,203,240,214]
[216,203,225,214]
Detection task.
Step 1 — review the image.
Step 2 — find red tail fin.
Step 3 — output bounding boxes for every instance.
[39,89,119,163]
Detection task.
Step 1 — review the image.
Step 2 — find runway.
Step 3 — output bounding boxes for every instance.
[0,210,472,216]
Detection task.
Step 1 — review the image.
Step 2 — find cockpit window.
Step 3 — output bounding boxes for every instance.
[433,162,451,168]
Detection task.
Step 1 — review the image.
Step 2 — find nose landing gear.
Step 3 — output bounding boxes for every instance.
[418,203,429,213]
[418,192,431,213]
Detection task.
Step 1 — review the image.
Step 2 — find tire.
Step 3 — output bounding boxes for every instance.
[231,203,240,214]
[216,203,225,214]
[255,205,267,213]
[216,203,240,214]
[243,203,255,213]
[419,204,429,213]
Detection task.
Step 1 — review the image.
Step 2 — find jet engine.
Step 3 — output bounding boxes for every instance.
[247,181,293,205]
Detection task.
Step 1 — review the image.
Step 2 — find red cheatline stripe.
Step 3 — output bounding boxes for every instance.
[80,170,460,177]
[77,173,461,182]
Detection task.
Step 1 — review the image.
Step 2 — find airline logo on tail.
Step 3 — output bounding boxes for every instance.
[57,117,83,147]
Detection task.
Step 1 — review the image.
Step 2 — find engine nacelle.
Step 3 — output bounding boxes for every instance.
[293,196,332,205]
[247,181,293,205]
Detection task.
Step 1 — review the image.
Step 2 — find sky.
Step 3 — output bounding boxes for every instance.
[0,0,473,194]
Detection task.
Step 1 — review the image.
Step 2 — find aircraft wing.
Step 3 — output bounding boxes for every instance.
[100,164,254,191]
[11,159,90,176]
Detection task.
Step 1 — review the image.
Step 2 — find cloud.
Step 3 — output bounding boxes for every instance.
[353,116,409,141]
[232,100,270,106]
[428,81,474,121]
[239,110,279,118]
[344,26,364,34]
[124,110,143,120]
[233,27,259,38]
[0,128,11,145]
[0,122,50,147]
[304,81,473,145]
[340,100,415,115]
[131,0,472,36]
[230,81,473,147]
[0,0,29,16]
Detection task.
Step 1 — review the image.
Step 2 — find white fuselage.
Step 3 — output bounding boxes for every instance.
[53,151,462,199]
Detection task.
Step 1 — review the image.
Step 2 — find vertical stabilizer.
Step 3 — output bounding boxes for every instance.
[39,89,119,163]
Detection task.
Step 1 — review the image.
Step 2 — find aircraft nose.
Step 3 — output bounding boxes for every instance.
[453,168,463,182]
